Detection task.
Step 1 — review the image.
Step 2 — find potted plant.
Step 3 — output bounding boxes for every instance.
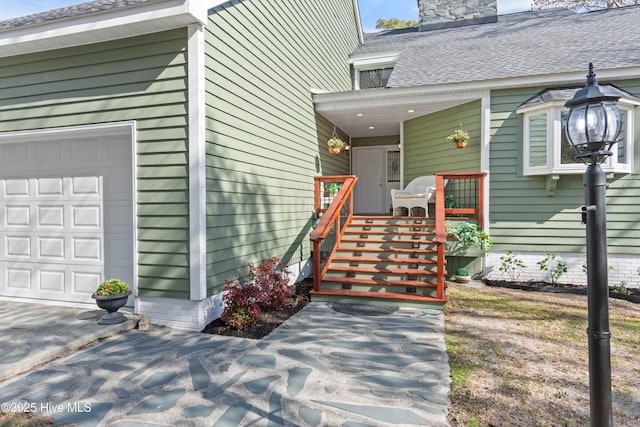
[454,267,472,283]
[327,137,346,154]
[325,182,342,207]
[92,279,131,325]
[446,129,470,148]
[325,182,342,196]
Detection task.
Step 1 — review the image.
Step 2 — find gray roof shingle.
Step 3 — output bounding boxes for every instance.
[0,0,157,31]
[355,7,640,87]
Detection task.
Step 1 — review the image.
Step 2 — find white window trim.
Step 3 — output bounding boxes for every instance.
[520,101,636,176]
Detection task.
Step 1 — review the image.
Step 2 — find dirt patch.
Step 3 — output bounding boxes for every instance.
[446,282,640,426]
[201,279,313,339]
[0,412,72,426]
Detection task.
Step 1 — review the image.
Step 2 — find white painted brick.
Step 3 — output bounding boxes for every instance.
[486,251,640,289]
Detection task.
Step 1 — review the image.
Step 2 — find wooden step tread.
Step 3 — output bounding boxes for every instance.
[350,223,435,229]
[336,247,438,254]
[344,230,435,236]
[341,238,436,245]
[332,256,441,265]
[310,289,448,303]
[327,266,437,276]
[322,277,438,288]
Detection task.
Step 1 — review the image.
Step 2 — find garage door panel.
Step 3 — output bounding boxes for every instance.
[5,179,29,196]
[72,206,101,228]
[3,144,28,166]
[38,177,64,195]
[72,237,102,262]
[72,176,101,195]
[0,129,133,305]
[38,205,65,227]
[39,269,65,292]
[70,139,99,162]
[6,236,31,258]
[38,237,65,260]
[72,270,102,294]
[5,266,31,290]
[36,142,62,164]
[5,206,30,226]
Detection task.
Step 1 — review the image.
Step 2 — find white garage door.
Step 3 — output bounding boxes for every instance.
[0,125,134,305]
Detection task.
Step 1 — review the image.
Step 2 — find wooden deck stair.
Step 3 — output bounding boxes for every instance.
[311,215,448,308]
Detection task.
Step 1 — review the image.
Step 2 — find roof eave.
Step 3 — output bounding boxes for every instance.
[314,66,640,107]
[0,0,222,58]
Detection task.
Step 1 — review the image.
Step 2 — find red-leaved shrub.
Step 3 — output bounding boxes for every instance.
[249,257,292,310]
[221,257,292,330]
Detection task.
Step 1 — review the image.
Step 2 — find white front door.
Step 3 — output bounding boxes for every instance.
[353,147,385,214]
[0,126,134,305]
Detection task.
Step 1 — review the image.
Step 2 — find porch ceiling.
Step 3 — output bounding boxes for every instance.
[313,88,484,138]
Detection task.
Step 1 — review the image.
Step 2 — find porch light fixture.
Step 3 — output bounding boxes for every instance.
[565,63,622,164]
[564,63,620,427]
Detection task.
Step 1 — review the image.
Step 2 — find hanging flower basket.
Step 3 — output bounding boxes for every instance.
[447,129,470,149]
[327,126,347,154]
[454,139,468,149]
[328,144,342,154]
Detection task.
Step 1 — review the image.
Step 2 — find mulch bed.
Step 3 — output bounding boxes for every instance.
[485,279,640,303]
[201,279,313,339]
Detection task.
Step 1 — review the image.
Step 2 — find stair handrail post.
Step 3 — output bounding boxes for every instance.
[434,174,447,299]
[477,172,486,230]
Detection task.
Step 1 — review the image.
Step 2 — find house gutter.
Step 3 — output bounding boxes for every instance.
[313,66,640,107]
[0,0,226,58]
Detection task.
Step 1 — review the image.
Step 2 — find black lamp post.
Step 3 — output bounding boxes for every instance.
[564,63,621,427]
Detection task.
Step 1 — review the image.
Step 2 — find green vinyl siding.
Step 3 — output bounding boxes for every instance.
[204,0,358,292]
[0,29,190,299]
[403,100,481,182]
[489,80,640,255]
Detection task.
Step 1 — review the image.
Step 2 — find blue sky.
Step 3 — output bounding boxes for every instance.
[1,0,531,29]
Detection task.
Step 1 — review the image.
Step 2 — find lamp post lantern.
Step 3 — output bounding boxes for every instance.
[564,63,620,427]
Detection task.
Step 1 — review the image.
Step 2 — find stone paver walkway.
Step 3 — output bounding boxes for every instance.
[0,302,450,426]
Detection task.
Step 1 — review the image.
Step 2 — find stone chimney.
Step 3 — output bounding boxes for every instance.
[418,0,498,31]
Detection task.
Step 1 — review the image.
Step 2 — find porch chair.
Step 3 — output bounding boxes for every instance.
[391,175,437,217]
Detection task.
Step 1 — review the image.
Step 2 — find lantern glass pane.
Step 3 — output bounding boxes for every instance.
[566,105,588,149]
[603,102,622,143]
[585,104,606,147]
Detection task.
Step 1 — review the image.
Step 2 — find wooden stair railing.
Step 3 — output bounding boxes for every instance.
[310,176,358,293]
[311,172,486,306]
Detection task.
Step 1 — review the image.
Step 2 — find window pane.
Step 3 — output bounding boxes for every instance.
[617,111,627,164]
[387,150,400,182]
[560,109,581,164]
[359,67,393,89]
[529,113,547,167]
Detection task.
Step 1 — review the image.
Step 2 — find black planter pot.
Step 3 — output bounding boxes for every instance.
[92,291,131,324]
